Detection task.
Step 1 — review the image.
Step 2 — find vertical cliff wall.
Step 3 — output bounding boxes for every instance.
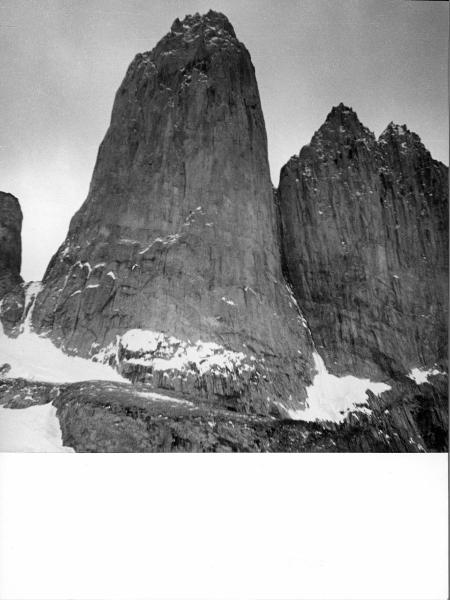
[33,11,315,414]
[0,192,25,331]
[278,104,448,380]
[0,192,22,297]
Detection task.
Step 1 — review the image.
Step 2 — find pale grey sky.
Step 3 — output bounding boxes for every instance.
[0,0,448,281]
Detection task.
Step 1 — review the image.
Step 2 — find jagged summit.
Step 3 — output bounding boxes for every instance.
[327,102,357,119]
[379,121,421,142]
[324,103,362,127]
[317,103,374,141]
[171,10,236,37]
[382,121,409,135]
[378,121,424,149]
[123,10,246,103]
[285,103,376,168]
[377,121,440,171]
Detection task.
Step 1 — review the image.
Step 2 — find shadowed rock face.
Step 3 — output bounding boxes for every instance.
[0,192,22,296]
[33,11,314,415]
[278,104,448,380]
[0,192,24,331]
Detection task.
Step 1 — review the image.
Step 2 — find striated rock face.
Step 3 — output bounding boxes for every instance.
[278,104,448,380]
[33,11,314,415]
[0,192,25,331]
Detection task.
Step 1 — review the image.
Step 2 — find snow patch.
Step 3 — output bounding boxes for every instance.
[0,322,127,384]
[21,282,43,334]
[138,233,181,254]
[408,367,445,385]
[284,283,300,311]
[104,329,254,377]
[0,403,74,452]
[119,238,140,245]
[134,391,193,405]
[76,261,92,277]
[285,352,391,423]
[221,297,236,306]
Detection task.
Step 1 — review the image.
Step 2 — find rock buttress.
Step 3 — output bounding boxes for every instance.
[0,192,25,332]
[278,104,448,380]
[33,11,314,414]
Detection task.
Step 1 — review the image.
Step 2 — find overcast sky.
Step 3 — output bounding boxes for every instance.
[0,0,448,281]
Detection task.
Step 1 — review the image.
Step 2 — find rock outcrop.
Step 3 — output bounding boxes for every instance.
[32,11,314,415]
[278,104,448,380]
[0,192,25,332]
[1,376,446,452]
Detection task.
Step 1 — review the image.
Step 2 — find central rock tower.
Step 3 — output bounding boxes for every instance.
[33,11,314,414]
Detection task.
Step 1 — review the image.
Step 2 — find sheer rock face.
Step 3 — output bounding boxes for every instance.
[278,104,448,380]
[0,192,22,296]
[33,11,314,414]
[0,192,24,332]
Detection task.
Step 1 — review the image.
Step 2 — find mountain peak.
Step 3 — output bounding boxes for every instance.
[324,103,362,127]
[378,122,425,155]
[381,121,410,137]
[330,102,356,115]
[171,10,236,38]
[309,103,374,150]
[0,191,22,218]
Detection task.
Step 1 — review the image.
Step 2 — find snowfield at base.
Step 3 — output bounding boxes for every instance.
[0,325,127,384]
[408,367,445,384]
[285,352,391,423]
[0,404,74,452]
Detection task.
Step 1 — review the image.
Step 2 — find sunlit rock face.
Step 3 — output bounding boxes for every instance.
[32,11,315,414]
[278,104,448,380]
[0,192,25,332]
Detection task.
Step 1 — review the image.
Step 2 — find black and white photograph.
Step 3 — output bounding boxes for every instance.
[0,0,447,453]
[0,0,448,596]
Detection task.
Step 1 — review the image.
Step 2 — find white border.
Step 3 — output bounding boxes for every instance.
[0,453,447,600]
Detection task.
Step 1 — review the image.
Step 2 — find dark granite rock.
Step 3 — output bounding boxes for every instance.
[0,192,25,332]
[0,192,22,294]
[48,378,446,452]
[0,370,446,452]
[278,104,448,380]
[0,378,60,408]
[32,11,314,415]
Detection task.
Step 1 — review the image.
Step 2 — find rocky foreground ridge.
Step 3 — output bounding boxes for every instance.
[0,375,447,452]
[0,11,448,452]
